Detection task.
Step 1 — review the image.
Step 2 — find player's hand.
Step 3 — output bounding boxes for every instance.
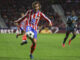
[49,23,52,27]
[14,20,19,26]
[15,23,19,26]
[14,20,18,23]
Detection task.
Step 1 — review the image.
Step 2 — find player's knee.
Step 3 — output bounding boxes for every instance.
[32,43,36,49]
[33,41,36,46]
[33,39,37,46]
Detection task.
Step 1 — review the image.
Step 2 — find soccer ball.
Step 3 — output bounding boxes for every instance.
[26,31,34,39]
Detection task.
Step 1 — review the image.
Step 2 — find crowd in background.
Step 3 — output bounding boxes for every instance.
[0,0,80,33]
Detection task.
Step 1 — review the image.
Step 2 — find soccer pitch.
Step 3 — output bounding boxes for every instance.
[0,33,80,60]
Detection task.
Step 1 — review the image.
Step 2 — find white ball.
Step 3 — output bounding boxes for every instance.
[26,31,34,39]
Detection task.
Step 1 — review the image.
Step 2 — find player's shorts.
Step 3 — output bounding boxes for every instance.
[20,27,26,32]
[20,27,24,31]
[66,26,76,32]
[26,26,37,39]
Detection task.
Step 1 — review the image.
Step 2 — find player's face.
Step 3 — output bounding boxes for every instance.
[34,4,40,10]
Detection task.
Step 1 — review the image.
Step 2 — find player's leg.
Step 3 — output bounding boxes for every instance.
[16,30,24,37]
[30,38,37,59]
[62,31,70,47]
[16,27,24,38]
[16,27,20,38]
[69,31,76,45]
[20,26,30,45]
[30,29,37,59]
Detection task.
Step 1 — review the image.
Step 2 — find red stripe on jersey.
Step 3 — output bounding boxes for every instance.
[33,13,36,29]
[33,13,35,19]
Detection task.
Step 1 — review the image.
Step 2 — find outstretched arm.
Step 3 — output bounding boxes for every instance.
[40,12,52,26]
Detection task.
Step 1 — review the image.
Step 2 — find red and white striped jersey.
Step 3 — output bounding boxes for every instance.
[17,9,52,31]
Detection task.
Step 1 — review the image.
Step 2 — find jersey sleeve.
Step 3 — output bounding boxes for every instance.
[40,12,52,25]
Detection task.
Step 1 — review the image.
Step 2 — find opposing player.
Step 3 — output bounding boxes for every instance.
[15,1,52,59]
[62,11,78,47]
[15,13,28,45]
[15,13,27,38]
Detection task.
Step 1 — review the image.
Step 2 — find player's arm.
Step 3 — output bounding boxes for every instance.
[66,16,72,24]
[40,12,52,26]
[14,10,29,23]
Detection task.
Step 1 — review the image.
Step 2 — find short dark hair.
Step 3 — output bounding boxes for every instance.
[32,1,41,9]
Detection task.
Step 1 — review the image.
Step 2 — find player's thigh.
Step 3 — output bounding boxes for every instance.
[67,27,75,33]
[66,27,70,35]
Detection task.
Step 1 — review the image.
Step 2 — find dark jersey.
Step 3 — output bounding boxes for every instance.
[67,16,78,28]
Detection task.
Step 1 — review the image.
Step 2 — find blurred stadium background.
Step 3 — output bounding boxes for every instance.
[0,0,80,60]
[0,0,80,33]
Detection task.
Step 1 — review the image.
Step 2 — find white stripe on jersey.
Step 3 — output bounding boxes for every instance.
[34,13,38,30]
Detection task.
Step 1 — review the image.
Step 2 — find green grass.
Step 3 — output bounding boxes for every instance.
[0,33,80,60]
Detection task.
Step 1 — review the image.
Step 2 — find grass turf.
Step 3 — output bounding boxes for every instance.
[0,33,80,60]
